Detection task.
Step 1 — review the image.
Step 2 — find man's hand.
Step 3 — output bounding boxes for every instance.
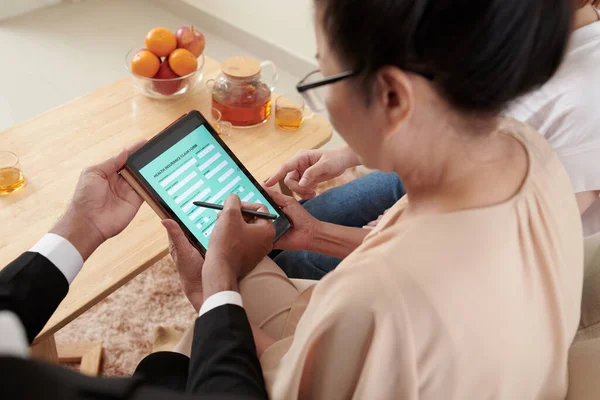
[264,146,360,199]
[163,219,205,312]
[202,195,276,300]
[262,187,319,251]
[51,140,147,260]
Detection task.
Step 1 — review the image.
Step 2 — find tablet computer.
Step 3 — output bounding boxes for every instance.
[120,110,291,255]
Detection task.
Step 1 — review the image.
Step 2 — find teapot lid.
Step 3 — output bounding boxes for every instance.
[222,56,261,79]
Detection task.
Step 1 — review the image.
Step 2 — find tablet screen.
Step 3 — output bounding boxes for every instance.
[138,124,282,249]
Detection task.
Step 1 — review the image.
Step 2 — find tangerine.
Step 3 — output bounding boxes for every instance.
[131,50,160,78]
[145,27,177,57]
[168,48,198,77]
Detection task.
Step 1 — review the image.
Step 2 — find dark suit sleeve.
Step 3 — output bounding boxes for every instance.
[187,304,268,399]
[0,252,69,343]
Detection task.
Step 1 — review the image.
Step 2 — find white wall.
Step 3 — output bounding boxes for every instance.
[182,0,317,64]
[0,0,59,20]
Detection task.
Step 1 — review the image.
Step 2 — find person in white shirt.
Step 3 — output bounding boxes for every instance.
[508,0,600,236]
[265,0,600,278]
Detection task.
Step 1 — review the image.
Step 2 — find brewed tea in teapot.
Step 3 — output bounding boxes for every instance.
[207,56,278,127]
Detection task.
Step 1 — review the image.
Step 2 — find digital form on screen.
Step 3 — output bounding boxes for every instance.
[140,125,280,248]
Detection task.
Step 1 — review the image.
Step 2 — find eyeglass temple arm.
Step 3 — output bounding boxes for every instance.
[296,70,358,92]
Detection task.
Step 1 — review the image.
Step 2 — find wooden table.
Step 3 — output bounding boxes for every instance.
[0,55,332,366]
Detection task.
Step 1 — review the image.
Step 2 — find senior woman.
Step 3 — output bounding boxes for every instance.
[165,0,583,398]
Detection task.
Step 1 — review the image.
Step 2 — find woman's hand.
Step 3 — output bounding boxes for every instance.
[363,209,389,230]
[162,219,205,312]
[51,140,147,260]
[202,195,276,299]
[262,187,319,251]
[264,146,360,199]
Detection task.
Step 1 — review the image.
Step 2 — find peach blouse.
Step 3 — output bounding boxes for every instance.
[261,119,583,400]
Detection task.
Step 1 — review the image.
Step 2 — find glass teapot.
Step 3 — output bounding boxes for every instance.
[207,56,278,127]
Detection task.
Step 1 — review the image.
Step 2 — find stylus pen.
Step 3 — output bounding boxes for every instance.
[193,201,278,220]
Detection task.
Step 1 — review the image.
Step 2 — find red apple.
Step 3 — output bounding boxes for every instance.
[176,26,206,57]
[152,59,182,95]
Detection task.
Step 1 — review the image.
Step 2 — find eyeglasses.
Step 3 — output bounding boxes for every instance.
[296,68,434,112]
[296,70,359,112]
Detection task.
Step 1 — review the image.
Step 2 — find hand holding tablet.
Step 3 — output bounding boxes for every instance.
[119,110,291,255]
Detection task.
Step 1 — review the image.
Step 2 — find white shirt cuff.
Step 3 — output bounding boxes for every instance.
[29,233,84,284]
[0,311,29,358]
[199,291,243,317]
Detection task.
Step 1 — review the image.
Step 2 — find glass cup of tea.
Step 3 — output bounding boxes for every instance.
[0,151,26,195]
[275,94,315,131]
[210,108,233,137]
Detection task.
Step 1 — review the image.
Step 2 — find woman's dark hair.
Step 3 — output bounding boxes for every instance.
[315,0,574,113]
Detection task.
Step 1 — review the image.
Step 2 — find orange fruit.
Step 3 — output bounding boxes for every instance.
[145,27,177,57]
[131,50,160,78]
[168,48,198,77]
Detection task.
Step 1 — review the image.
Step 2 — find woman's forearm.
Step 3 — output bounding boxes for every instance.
[338,145,362,170]
[309,221,369,259]
[576,190,600,215]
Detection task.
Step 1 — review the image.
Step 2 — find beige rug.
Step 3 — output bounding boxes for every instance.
[56,169,364,376]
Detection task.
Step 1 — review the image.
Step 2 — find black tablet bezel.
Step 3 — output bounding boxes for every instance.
[125,110,291,255]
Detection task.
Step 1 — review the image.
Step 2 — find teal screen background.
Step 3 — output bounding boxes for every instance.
[140,125,280,248]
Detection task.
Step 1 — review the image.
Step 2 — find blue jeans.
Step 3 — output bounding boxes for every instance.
[273,171,405,280]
